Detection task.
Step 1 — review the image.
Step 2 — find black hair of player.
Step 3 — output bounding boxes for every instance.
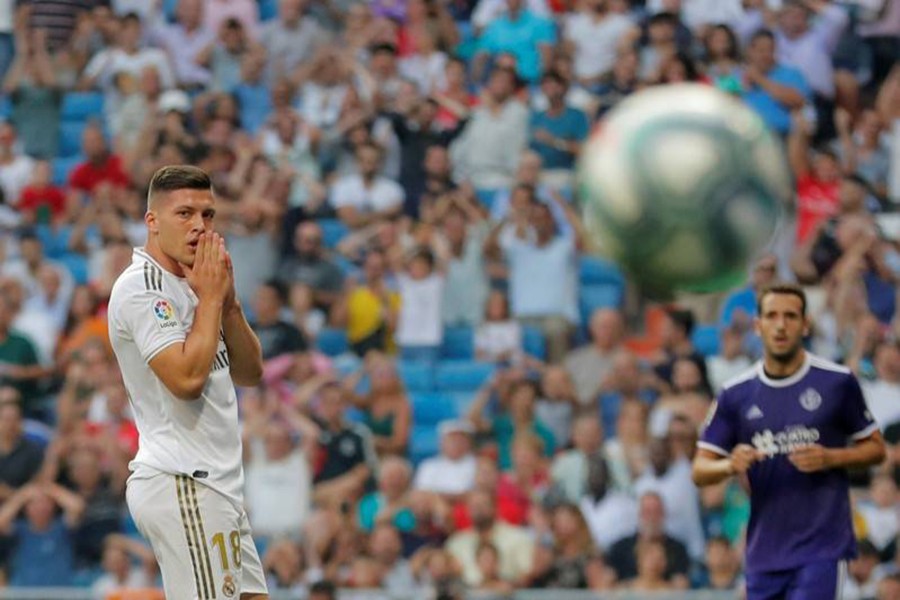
[756,282,807,317]
[147,165,212,209]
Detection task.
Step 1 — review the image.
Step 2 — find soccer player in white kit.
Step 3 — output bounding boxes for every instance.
[107,166,269,599]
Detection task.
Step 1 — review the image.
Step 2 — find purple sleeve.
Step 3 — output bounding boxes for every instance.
[841,374,879,440]
[698,389,737,457]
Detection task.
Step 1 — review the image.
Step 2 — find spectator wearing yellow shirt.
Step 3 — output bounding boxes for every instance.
[334,249,400,357]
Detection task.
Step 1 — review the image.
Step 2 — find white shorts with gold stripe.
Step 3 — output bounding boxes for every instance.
[126,473,268,599]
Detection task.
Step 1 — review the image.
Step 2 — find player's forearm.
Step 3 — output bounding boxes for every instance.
[176,298,225,399]
[827,437,886,470]
[691,455,734,487]
[222,303,263,387]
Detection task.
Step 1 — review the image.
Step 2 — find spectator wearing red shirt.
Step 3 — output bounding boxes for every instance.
[788,111,842,244]
[495,433,550,526]
[18,160,68,224]
[68,124,130,196]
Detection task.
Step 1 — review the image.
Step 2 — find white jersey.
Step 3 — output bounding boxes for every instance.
[108,248,244,507]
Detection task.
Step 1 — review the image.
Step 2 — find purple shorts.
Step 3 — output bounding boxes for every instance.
[746,559,848,600]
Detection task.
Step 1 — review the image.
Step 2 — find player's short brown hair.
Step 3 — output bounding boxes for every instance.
[756,282,807,316]
[147,165,212,208]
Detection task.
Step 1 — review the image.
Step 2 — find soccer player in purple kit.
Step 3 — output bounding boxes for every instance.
[692,283,886,599]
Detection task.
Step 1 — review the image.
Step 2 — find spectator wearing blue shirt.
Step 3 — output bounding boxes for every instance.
[474,0,557,83]
[740,30,809,136]
[529,70,590,190]
[0,482,85,587]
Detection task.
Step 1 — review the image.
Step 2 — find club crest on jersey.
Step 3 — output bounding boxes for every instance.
[799,388,822,412]
[153,299,178,329]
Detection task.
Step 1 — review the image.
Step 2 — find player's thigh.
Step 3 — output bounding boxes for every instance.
[787,559,846,600]
[237,511,268,597]
[127,474,243,600]
[745,569,793,600]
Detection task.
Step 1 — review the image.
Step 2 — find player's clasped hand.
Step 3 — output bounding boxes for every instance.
[730,444,763,474]
[180,232,231,303]
[789,444,832,473]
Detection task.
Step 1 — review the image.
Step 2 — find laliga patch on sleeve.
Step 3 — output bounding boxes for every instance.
[152,299,180,330]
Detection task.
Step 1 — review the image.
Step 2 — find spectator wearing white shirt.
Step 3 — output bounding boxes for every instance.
[579,451,638,552]
[396,247,444,364]
[330,142,404,230]
[475,290,523,365]
[242,390,317,541]
[857,474,899,560]
[863,341,900,431]
[552,413,606,503]
[399,28,448,95]
[413,420,477,498]
[706,325,753,394]
[563,0,637,88]
[0,122,34,208]
[79,13,175,94]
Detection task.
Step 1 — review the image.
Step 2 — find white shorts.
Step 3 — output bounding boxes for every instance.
[126,472,268,599]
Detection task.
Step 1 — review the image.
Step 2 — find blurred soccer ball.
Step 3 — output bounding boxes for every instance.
[577,84,790,297]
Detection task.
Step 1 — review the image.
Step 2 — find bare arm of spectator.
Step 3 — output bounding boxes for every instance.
[312,463,371,508]
[746,65,806,111]
[549,189,588,252]
[0,484,37,535]
[277,402,322,459]
[466,378,496,433]
[834,108,857,175]
[195,39,217,68]
[2,25,28,94]
[374,397,410,455]
[876,65,900,124]
[45,482,86,528]
[55,362,89,434]
[789,220,826,284]
[788,111,812,180]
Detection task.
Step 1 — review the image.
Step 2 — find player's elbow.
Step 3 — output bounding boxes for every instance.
[167,376,207,401]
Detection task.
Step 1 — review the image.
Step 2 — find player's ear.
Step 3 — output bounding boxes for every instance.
[145,210,158,234]
[753,316,761,337]
[802,316,810,338]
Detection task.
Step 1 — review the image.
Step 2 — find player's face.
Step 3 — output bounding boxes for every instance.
[146,189,216,267]
[755,293,808,363]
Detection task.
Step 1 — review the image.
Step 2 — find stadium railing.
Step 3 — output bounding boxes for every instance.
[0,589,738,600]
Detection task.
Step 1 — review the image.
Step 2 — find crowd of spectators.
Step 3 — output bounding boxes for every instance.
[0,0,898,597]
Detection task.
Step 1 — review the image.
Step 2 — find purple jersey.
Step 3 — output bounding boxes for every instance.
[699,353,878,574]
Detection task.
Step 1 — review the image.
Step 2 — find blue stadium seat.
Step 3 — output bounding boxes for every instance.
[397,361,433,392]
[411,392,457,426]
[316,328,349,356]
[259,0,278,20]
[452,391,476,415]
[58,252,89,285]
[410,425,440,464]
[522,325,546,359]
[579,256,625,287]
[61,92,104,121]
[22,419,52,448]
[59,121,86,157]
[318,218,349,248]
[434,361,495,392]
[441,326,474,360]
[0,95,10,119]
[52,155,82,186]
[692,324,721,357]
[579,284,625,321]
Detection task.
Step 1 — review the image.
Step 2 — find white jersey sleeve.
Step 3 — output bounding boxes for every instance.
[112,263,187,363]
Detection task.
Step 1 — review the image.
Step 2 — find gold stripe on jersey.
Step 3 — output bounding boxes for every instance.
[175,475,207,599]
[188,477,218,599]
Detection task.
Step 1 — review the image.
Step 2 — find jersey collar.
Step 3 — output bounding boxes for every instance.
[756,351,811,388]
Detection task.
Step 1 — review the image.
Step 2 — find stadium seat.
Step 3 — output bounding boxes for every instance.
[0,95,10,119]
[579,256,625,287]
[434,361,494,392]
[410,425,440,464]
[318,218,349,248]
[452,391,477,415]
[59,121,86,157]
[579,284,625,320]
[259,0,278,20]
[61,92,104,121]
[58,252,89,285]
[410,392,457,426]
[397,361,433,392]
[522,325,546,359]
[53,155,82,186]
[692,324,721,357]
[316,328,349,356]
[441,326,474,360]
